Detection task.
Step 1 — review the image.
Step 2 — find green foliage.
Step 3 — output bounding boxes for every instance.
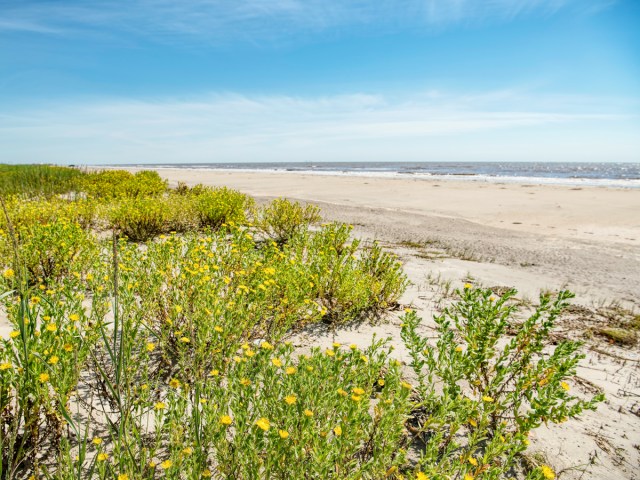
[192,186,254,230]
[0,164,84,198]
[0,196,97,232]
[255,198,321,244]
[401,286,604,479]
[0,219,98,284]
[292,224,408,324]
[108,197,172,242]
[81,170,168,200]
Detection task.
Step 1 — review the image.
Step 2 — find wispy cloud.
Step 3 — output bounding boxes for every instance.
[1,90,636,164]
[0,0,616,42]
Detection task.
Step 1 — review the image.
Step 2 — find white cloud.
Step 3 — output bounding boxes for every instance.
[1,90,637,164]
[0,0,616,42]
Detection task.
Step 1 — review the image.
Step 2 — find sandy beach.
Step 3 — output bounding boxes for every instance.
[109,166,640,479]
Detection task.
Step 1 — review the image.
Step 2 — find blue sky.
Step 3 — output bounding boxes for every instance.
[1,0,639,164]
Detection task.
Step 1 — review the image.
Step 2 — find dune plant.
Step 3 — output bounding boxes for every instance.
[81,170,167,200]
[400,286,604,480]
[0,164,84,198]
[255,198,321,244]
[192,187,254,230]
[108,197,172,242]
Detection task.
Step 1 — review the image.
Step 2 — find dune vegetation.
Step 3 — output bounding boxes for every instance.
[0,165,602,479]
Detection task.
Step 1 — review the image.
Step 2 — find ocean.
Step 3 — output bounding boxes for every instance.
[115,162,640,188]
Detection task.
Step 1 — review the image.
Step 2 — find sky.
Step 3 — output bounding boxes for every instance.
[0,0,639,165]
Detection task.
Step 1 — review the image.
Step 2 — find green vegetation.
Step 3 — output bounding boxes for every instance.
[401,286,603,479]
[0,164,84,198]
[255,198,321,244]
[0,164,602,479]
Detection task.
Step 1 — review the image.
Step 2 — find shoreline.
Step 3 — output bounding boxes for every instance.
[91,164,640,189]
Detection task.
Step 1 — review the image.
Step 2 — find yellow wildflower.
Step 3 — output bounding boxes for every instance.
[117,475,129,480]
[464,283,472,289]
[261,341,274,350]
[49,356,59,365]
[333,425,342,436]
[202,470,212,478]
[416,473,429,480]
[304,409,314,417]
[541,465,555,479]
[255,417,270,431]
[219,415,232,426]
[146,342,156,352]
[272,358,283,367]
[337,388,347,397]
[39,373,50,383]
[209,369,219,377]
[182,447,193,455]
[0,363,12,371]
[482,396,494,403]
[401,382,413,390]
[240,378,251,386]
[46,323,57,332]
[9,330,19,338]
[325,348,335,357]
[561,381,570,391]
[353,387,365,395]
[279,429,289,439]
[97,452,108,462]
[214,326,223,333]
[69,314,80,322]
[468,457,478,466]
[285,366,297,375]
[2,268,14,278]
[92,437,102,445]
[154,402,166,410]
[161,460,173,469]
[284,394,297,405]
[63,343,73,352]
[351,395,362,402]
[169,378,180,388]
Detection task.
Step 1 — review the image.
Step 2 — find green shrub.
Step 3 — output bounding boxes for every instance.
[108,197,171,241]
[0,219,98,284]
[0,197,97,232]
[400,286,604,479]
[192,187,254,229]
[82,170,168,200]
[292,224,408,324]
[256,198,321,244]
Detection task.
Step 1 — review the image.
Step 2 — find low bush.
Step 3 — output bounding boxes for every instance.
[192,187,254,230]
[255,198,321,244]
[82,170,168,200]
[108,197,172,241]
[0,219,98,284]
[401,286,604,479]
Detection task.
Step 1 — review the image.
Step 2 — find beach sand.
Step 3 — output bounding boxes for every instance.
[120,167,640,479]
